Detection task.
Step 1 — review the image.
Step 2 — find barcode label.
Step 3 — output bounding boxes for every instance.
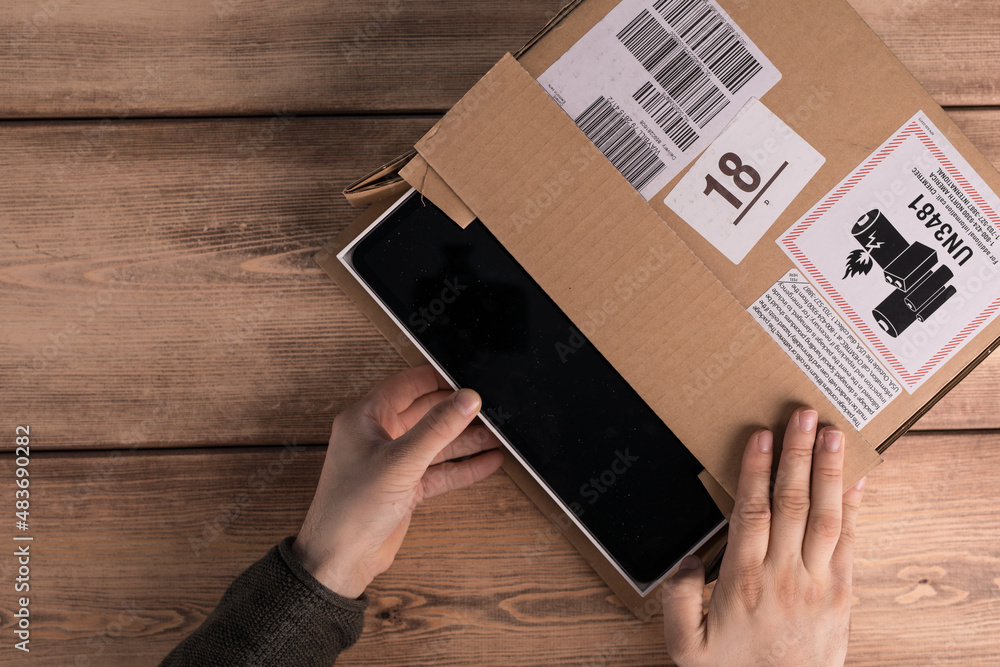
[618,10,729,128]
[538,0,780,200]
[575,96,667,192]
[655,0,763,93]
[633,82,698,151]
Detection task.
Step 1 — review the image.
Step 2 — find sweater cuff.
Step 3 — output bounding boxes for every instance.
[161,537,368,666]
[278,536,369,612]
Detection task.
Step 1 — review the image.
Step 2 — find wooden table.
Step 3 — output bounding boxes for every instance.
[2,1,999,664]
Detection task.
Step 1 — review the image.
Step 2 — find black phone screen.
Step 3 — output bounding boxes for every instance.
[349,191,724,586]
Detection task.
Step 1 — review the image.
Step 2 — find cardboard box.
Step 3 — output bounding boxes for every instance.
[317,0,1000,618]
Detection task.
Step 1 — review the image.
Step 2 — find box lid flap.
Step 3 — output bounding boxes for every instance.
[413,53,881,497]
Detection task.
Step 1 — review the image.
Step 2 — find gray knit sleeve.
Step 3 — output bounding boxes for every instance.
[161,537,368,666]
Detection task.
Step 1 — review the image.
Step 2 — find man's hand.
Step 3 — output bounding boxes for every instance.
[293,365,504,598]
[662,407,866,667]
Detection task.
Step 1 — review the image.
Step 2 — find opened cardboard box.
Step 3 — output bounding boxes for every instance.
[317,0,1000,618]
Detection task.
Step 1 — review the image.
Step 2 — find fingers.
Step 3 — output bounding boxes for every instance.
[369,365,450,415]
[720,429,774,580]
[398,389,452,432]
[420,448,505,499]
[801,428,845,572]
[393,388,482,466]
[768,407,818,562]
[661,556,707,662]
[831,477,866,581]
[429,424,502,465]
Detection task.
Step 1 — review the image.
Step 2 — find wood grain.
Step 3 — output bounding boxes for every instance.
[0,432,998,665]
[0,116,431,452]
[1,2,998,665]
[0,0,567,118]
[2,110,999,451]
[0,0,996,118]
[849,432,1000,666]
[848,0,1000,108]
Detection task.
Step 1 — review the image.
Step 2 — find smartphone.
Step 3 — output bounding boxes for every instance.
[339,189,726,594]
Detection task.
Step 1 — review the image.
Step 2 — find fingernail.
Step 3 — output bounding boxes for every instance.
[824,430,842,452]
[799,409,817,432]
[757,430,773,452]
[678,555,700,570]
[454,389,481,416]
[854,476,867,491]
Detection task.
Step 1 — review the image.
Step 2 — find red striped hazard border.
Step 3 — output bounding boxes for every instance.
[780,118,1000,391]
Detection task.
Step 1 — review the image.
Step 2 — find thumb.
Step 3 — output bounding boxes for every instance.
[394,388,482,465]
[661,555,707,662]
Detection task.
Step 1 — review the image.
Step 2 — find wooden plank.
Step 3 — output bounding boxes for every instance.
[0,0,996,118]
[849,432,1000,666]
[0,0,567,118]
[0,116,427,451]
[849,0,1000,108]
[0,432,998,665]
[2,110,1000,451]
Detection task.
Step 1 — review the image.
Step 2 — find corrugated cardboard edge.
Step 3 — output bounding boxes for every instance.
[340,1,587,209]
[875,337,1000,455]
[343,149,416,208]
[699,469,735,519]
[513,0,587,58]
[411,53,882,498]
[399,154,477,227]
[315,198,731,620]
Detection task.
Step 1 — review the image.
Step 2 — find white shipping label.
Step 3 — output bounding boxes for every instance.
[665,98,825,263]
[779,111,1000,393]
[750,270,901,429]
[538,0,781,200]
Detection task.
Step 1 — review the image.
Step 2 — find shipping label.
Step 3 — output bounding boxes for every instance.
[538,0,781,200]
[665,98,825,263]
[779,112,1000,393]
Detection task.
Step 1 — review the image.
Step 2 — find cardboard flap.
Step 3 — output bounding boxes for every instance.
[343,150,416,207]
[413,53,881,497]
[699,469,735,520]
[399,155,477,227]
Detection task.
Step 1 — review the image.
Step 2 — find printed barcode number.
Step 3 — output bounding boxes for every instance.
[574,96,666,192]
[655,0,763,94]
[633,82,698,151]
[617,10,729,128]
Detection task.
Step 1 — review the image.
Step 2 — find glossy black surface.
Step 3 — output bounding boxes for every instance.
[351,192,723,585]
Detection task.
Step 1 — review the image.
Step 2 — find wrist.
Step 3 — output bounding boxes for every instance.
[291,536,370,599]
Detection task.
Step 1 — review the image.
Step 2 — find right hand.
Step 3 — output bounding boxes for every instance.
[661,407,866,666]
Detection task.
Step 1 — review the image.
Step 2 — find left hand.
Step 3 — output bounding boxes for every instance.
[293,365,504,598]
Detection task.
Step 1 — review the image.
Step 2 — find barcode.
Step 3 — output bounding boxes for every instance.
[574,96,666,192]
[633,82,698,151]
[617,10,729,127]
[654,0,763,94]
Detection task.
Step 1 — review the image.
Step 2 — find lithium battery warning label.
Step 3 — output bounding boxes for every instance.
[779,111,1000,393]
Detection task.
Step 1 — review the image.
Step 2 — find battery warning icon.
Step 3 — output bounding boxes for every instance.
[844,209,957,338]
